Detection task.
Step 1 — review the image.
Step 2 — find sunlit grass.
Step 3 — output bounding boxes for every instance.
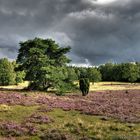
[75,81,140,91]
[90,82,140,91]
[0,81,29,90]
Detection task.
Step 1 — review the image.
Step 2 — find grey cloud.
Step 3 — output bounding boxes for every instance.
[0,0,140,65]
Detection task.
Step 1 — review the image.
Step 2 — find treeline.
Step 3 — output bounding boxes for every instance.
[71,62,140,83]
[0,58,139,87]
[99,63,140,82]
[0,58,140,87]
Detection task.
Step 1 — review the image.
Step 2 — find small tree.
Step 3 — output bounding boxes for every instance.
[0,58,16,86]
[79,78,90,96]
[79,70,90,96]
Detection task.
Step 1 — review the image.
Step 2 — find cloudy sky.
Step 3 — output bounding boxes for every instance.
[0,0,140,65]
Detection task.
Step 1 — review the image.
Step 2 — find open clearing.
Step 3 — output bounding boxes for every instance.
[0,82,139,140]
[90,82,140,91]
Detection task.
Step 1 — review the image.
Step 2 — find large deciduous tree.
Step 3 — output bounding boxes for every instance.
[16,38,72,91]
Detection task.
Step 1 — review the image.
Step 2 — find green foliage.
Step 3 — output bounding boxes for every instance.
[73,67,102,83]
[0,58,16,86]
[80,69,88,79]
[121,63,139,83]
[66,67,78,82]
[72,62,140,84]
[99,63,114,81]
[38,66,71,92]
[78,69,90,96]
[79,78,90,96]
[99,62,140,83]
[16,38,74,92]
[136,62,140,82]
[54,67,77,95]
[87,67,102,83]
[15,71,25,84]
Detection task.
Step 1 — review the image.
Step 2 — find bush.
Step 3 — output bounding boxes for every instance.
[79,78,90,96]
[55,80,77,96]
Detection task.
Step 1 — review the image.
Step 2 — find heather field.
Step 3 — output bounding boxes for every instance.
[0,83,140,140]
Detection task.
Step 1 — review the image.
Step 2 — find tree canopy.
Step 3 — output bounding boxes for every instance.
[16,38,73,91]
[98,62,140,82]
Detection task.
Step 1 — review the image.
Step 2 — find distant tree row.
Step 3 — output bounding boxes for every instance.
[71,62,140,83]
[72,67,102,84]
[0,58,139,88]
[98,63,140,83]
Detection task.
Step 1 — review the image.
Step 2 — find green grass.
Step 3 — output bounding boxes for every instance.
[0,106,139,140]
[0,105,38,123]
[47,109,140,139]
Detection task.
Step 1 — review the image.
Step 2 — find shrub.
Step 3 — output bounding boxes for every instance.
[79,78,90,96]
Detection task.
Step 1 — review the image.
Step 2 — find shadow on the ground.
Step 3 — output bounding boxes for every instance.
[0,88,27,92]
[0,88,57,94]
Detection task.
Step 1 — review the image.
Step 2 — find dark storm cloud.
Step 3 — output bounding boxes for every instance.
[0,0,140,65]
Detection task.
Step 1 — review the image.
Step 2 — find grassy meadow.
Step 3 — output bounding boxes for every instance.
[90,82,140,91]
[0,82,139,140]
